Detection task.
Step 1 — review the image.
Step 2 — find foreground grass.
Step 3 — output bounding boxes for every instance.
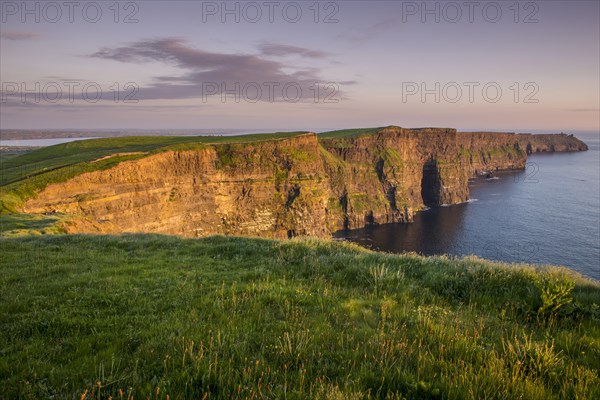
[0,235,599,399]
[0,213,67,237]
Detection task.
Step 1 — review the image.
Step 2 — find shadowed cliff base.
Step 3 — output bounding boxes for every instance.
[421,160,442,207]
[0,126,588,239]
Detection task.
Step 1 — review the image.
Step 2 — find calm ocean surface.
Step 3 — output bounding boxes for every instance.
[336,132,600,280]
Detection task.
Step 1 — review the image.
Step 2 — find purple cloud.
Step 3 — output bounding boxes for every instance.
[89,38,352,102]
[258,42,329,59]
[1,31,41,41]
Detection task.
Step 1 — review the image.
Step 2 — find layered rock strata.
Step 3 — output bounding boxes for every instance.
[22,127,588,238]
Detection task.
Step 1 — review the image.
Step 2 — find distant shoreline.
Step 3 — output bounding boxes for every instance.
[2,129,599,141]
[0,146,42,153]
[0,129,253,140]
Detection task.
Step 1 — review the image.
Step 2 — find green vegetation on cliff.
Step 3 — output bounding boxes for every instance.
[319,127,384,139]
[1,234,598,399]
[0,132,308,213]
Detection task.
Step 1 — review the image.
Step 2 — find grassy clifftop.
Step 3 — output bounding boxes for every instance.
[0,132,310,213]
[318,127,385,139]
[1,234,598,399]
[0,126,395,200]
[1,132,310,184]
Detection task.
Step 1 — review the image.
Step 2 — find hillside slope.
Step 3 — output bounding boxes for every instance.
[0,234,598,399]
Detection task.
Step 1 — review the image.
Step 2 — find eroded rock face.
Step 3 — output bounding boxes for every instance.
[23,128,588,238]
[320,127,471,229]
[25,134,333,238]
[456,132,527,176]
[516,133,589,154]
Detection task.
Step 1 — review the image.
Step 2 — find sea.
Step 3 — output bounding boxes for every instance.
[0,137,101,147]
[336,132,600,280]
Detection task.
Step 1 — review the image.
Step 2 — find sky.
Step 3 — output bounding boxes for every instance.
[1,0,599,132]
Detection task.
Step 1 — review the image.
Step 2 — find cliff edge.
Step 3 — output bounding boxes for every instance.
[2,127,587,238]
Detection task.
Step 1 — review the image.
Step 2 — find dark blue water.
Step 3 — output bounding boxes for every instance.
[336,132,600,279]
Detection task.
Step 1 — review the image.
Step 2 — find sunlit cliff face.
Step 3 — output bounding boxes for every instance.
[21,128,587,238]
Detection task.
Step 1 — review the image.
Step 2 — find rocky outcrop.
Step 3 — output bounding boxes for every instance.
[24,134,334,238]
[456,132,527,176]
[516,133,589,154]
[22,127,588,238]
[320,127,470,229]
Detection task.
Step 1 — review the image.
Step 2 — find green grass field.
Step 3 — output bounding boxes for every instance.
[0,132,308,214]
[1,234,598,399]
[318,127,385,139]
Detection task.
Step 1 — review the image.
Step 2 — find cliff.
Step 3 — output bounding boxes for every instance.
[320,127,470,229]
[23,134,334,238]
[516,133,589,153]
[16,127,587,238]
